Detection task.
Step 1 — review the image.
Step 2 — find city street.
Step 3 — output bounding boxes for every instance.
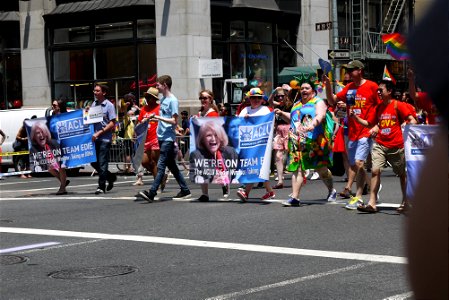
[0,167,412,299]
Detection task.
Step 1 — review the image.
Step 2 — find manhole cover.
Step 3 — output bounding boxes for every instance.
[48,265,138,279]
[0,255,28,265]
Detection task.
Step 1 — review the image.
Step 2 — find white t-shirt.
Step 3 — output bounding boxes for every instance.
[239,105,271,117]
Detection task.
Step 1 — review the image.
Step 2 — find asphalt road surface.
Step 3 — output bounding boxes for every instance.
[0,167,413,299]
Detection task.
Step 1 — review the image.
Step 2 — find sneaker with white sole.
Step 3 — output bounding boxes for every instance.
[345,196,364,210]
[94,188,105,195]
[261,191,275,200]
[237,190,248,202]
[173,190,191,199]
[327,189,337,203]
[138,190,155,203]
[282,198,301,207]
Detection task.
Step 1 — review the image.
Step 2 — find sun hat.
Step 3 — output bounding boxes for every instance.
[143,87,159,99]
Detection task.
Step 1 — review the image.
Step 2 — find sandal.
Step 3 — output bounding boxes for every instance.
[338,188,353,199]
[56,190,68,195]
[357,204,378,213]
[272,183,284,189]
[396,202,411,213]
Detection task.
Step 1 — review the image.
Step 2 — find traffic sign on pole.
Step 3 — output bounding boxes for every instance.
[328,49,350,60]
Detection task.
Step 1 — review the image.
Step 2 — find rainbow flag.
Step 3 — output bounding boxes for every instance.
[382,65,396,84]
[382,33,410,60]
[335,80,345,88]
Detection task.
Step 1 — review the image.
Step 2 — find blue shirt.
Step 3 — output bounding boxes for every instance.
[92,99,116,142]
[157,95,178,141]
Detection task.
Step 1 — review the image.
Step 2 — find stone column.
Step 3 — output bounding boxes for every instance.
[155,0,212,111]
[297,0,330,67]
[19,0,55,107]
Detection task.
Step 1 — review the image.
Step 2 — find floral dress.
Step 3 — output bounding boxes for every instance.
[287,97,332,172]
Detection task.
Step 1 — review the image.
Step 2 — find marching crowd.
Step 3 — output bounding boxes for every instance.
[8,62,440,214]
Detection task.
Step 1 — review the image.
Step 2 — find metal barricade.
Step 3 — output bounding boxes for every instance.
[107,136,190,172]
[109,137,135,172]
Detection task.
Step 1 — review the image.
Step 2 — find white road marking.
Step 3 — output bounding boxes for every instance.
[205,262,375,300]
[0,241,60,254]
[0,227,407,264]
[382,291,414,300]
[0,180,139,193]
[0,179,52,185]
[15,239,103,254]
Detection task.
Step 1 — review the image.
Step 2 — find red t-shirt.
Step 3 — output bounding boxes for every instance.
[367,100,411,148]
[337,80,380,141]
[138,104,160,146]
[205,110,219,117]
[416,92,440,124]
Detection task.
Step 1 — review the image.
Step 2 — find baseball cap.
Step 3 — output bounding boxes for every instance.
[344,60,365,70]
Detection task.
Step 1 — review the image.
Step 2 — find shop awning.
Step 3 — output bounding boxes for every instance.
[232,0,280,11]
[46,0,154,15]
[0,11,20,22]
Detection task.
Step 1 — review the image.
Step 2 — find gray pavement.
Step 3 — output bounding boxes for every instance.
[0,167,413,299]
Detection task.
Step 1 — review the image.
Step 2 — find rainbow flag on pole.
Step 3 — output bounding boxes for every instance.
[382,33,410,60]
[382,65,396,84]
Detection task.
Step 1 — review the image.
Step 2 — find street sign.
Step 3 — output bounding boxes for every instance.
[315,22,332,31]
[328,49,350,60]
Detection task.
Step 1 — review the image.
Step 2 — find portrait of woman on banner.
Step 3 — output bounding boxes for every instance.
[29,121,63,173]
[189,120,238,185]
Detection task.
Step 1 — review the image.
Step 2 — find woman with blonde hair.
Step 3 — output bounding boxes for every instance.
[198,89,219,117]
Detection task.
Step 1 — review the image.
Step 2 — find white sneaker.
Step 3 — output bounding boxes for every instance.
[327,189,337,203]
[310,172,320,180]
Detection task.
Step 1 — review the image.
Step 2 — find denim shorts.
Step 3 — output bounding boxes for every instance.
[347,137,373,165]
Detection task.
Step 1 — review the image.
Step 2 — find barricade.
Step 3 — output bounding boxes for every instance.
[107,136,190,173]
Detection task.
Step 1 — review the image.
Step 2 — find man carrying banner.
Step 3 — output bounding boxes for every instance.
[350,80,416,213]
[138,75,191,202]
[90,84,117,195]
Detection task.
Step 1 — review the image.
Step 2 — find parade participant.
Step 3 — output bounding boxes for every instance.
[236,87,275,202]
[138,75,191,202]
[198,89,219,117]
[90,84,117,195]
[134,87,161,186]
[323,60,380,209]
[350,80,417,213]
[407,68,440,125]
[269,85,293,189]
[194,89,229,198]
[276,80,336,207]
[14,117,34,178]
[190,121,238,201]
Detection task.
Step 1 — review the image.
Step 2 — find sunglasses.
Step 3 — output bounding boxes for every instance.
[199,96,210,100]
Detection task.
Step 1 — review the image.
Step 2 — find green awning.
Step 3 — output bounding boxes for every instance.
[278,65,320,84]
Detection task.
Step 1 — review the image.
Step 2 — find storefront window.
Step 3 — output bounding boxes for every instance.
[95,22,133,41]
[137,44,157,95]
[0,52,22,109]
[54,26,90,44]
[211,22,223,40]
[247,44,273,93]
[248,21,272,42]
[230,43,245,79]
[96,46,134,78]
[137,20,156,39]
[230,21,245,41]
[53,49,93,81]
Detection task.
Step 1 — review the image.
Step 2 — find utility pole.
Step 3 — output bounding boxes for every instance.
[331,0,340,88]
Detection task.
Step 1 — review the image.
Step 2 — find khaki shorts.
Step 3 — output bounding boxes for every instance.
[371,143,405,176]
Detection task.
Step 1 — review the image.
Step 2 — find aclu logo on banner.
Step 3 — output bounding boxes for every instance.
[239,121,272,148]
[56,118,91,139]
[410,132,433,155]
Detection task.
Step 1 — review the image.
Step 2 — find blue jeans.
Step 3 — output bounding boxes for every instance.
[91,140,112,190]
[149,140,189,195]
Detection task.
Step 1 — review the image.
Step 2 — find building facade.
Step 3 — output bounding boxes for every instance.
[0,0,427,112]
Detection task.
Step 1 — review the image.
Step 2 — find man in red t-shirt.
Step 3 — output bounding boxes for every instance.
[407,68,441,125]
[323,60,381,209]
[351,80,417,213]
